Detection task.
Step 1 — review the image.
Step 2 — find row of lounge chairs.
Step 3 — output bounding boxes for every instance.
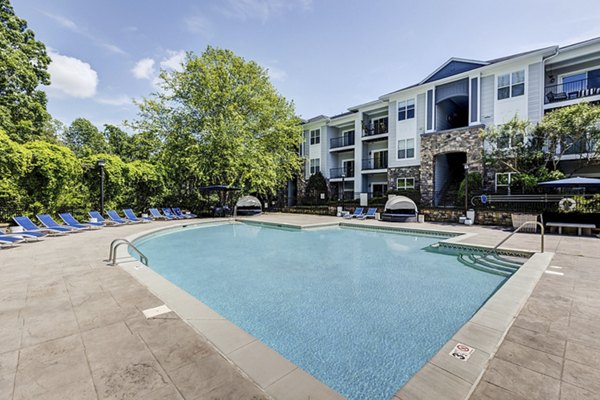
[343,207,377,220]
[0,207,197,248]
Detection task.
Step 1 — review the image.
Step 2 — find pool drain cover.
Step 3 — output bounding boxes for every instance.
[143,304,171,319]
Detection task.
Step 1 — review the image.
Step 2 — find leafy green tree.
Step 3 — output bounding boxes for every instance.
[304,171,328,203]
[62,118,108,156]
[124,160,165,211]
[536,103,600,172]
[20,140,85,214]
[81,154,127,211]
[104,124,132,159]
[133,47,303,204]
[128,130,161,161]
[0,130,31,215]
[0,0,51,142]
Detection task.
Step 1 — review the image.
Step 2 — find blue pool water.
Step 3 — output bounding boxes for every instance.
[135,223,505,399]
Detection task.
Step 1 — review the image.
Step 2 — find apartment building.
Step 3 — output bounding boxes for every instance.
[299,37,600,206]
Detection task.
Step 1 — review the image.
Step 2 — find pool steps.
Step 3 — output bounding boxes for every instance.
[457,253,525,277]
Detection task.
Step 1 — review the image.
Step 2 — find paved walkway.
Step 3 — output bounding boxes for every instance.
[1,214,599,399]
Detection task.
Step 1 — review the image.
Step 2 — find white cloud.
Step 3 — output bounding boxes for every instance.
[220,0,313,22]
[41,11,78,30]
[40,10,127,56]
[47,50,98,98]
[96,95,132,106]
[185,14,213,35]
[132,58,156,80]
[265,65,287,82]
[160,50,186,71]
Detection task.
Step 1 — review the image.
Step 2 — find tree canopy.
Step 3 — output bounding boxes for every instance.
[0,0,51,142]
[133,47,303,198]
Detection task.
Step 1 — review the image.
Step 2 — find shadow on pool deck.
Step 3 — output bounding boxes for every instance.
[0,213,599,400]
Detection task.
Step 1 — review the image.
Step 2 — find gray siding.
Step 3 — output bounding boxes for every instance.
[480,75,495,125]
[470,78,478,123]
[528,62,542,125]
[417,93,426,135]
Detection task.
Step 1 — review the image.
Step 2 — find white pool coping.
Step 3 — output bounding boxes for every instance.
[114,219,553,400]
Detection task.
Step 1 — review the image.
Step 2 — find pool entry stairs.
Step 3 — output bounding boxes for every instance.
[456,253,525,277]
[427,243,527,277]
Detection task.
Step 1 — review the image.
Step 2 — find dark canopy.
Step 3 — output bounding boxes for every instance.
[537,176,600,187]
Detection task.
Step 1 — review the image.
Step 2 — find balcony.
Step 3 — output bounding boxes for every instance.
[544,78,600,104]
[330,166,355,179]
[362,119,389,138]
[362,158,388,170]
[330,135,355,149]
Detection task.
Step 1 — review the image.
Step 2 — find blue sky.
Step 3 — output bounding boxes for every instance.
[13,0,600,131]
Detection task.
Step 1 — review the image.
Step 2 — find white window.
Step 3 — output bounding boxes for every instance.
[397,177,415,190]
[310,158,320,175]
[498,70,525,100]
[310,129,320,145]
[398,99,415,121]
[397,138,415,159]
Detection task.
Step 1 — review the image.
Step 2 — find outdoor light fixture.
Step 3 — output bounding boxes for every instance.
[97,160,106,215]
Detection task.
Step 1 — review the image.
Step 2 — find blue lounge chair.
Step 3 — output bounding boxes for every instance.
[13,216,68,236]
[107,210,139,224]
[149,208,172,220]
[0,234,24,247]
[37,214,81,232]
[59,213,103,229]
[358,208,378,220]
[173,207,196,218]
[89,211,124,226]
[162,208,182,219]
[343,207,364,219]
[123,209,151,223]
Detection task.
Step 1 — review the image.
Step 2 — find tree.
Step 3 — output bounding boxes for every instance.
[104,124,132,159]
[81,154,127,210]
[536,103,600,172]
[62,118,108,156]
[20,140,85,214]
[133,47,303,203]
[305,171,328,203]
[0,130,31,214]
[0,0,51,142]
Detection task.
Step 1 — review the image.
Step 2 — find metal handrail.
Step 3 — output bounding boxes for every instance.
[108,238,149,266]
[493,221,545,253]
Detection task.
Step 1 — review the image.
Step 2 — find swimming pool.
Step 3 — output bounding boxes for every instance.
[135,223,506,399]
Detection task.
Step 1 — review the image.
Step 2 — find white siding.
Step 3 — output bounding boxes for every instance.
[528,62,542,125]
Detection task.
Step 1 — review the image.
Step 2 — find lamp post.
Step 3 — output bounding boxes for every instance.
[97,159,106,215]
[341,171,346,211]
[463,163,469,214]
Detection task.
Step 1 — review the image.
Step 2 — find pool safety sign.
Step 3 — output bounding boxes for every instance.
[450,343,474,361]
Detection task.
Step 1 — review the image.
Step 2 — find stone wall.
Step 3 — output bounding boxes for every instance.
[420,207,513,226]
[420,125,485,205]
[388,166,421,189]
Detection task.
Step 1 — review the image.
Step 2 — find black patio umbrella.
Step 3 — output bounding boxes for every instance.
[537,176,600,187]
[198,185,241,192]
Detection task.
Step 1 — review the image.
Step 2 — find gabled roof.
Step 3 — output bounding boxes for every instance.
[303,114,329,124]
[420,58,488,84]
[330,110,357,120]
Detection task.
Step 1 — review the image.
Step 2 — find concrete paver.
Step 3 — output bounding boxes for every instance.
[1,213,599,400]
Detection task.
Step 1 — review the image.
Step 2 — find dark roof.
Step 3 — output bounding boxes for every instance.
[485,46,556,64]
[422,59,488,84]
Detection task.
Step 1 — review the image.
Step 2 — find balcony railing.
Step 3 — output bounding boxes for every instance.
[330,166,355,178]
[362,121,389,137]
[362,158,388,170]
[330,135,355,149]
[544,78,600,104]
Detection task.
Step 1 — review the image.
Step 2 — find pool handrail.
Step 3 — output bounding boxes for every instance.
[493,221,544,253]
[108,238,149,266]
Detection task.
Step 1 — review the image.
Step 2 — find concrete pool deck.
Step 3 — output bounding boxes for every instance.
[1,213,599,399]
